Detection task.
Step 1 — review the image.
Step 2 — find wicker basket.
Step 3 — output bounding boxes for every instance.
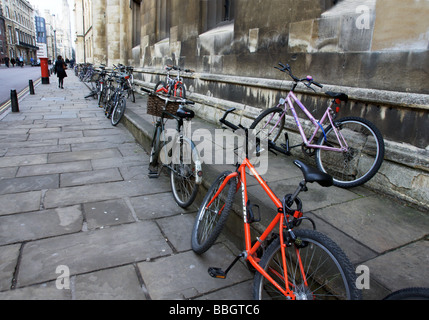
[147,95,180,119]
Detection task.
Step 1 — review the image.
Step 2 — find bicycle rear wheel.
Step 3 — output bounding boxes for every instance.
[191,171,236,255]
[250,107,285,143]
[253,229,361,300]
[383,287,429,300]
[315,117,384,188]
[149,126,163,171]
[170,137,200,208]
[111,97,126,126]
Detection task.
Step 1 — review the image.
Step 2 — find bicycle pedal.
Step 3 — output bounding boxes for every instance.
[208,267,227,279]
[148,171,159,179]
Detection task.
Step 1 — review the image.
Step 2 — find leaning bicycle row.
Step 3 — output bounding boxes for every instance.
[137,61,388,300]
[76,64,136,126]
[76,60,387,300]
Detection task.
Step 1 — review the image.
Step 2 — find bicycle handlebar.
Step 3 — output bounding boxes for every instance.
[140,87,195,106]
[220,108,241,131]
[166,65,195,73]
[275,62,323,89]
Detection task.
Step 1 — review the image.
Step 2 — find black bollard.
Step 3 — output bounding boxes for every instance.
[29,80,35,95]
[11,90,19,112]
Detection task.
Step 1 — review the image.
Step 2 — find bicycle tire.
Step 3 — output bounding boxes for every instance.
[174,83,187,99]
[129,89,135,103]
[250,107,285,143]
[170,137,199,208]
[97,83,105,108]
[154,81,168,96]
[111,97,126,126]
[191,171,236,255]
[315,117,384,188]
[149,126,163,169]
[383,287,429,300]
[253,229,361,300]
[105,92,117,118]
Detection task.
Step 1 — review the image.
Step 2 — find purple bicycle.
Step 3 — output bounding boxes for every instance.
[250,63,384,188]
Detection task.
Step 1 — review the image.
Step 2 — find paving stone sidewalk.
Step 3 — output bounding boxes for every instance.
[0,72,254,300]
[0,70,427,301]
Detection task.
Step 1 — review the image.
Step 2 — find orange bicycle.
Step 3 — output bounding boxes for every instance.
[154,65,192,98]
[191,108,361,300]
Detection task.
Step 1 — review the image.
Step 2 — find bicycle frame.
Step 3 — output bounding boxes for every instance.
[153,108,202,185]
[270,91,349,153]
[206,157,305,299]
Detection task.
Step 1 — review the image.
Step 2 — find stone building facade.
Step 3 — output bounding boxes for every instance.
[0,0,37,64]
[74,0,429,209]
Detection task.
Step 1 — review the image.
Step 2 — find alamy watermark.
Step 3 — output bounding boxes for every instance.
[157,122,270,175]
[355,5,371,30]
[55,265,70,290]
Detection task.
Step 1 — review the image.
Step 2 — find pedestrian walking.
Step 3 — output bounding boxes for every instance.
[19,56,24,67]
[4,57,10,68]
[10,58,15,67]
[54,55,68,89]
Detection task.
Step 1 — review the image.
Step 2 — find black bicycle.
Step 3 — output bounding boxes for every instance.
[141,88,203,208]
[104,73,130,126]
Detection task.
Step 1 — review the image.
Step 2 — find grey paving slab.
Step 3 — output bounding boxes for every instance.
[74,265,147,300]
[17,221,172,287]
[130,192,195,220]
[0,154,47,168]
[43,178,171,209]
[48,148,122,163]
[82,199,136,229]
[137,244,253,300]
[156,213,197,252]
[5,144,70,157]
[0,281,72,300]
[0,174,59,195]
[0,191,41,216]
[365,240,429,292]
[60,168,122,187]
[0,244,21,291]
[313,196,429,253]
[0,205,83,245]
[16,160,92,177]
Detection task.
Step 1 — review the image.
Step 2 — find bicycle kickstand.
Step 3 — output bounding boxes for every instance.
[208,253,245,279]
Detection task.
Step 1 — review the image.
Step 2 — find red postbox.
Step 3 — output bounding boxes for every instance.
[40,58,49,84]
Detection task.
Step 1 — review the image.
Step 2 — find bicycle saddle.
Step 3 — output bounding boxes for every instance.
[325,91,348,102]
[176,106,195,119]
[293,160,333,187]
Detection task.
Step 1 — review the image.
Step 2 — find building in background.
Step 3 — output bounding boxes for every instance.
[0,0,37,64]
[32,0,74,64]
[0,3,7,64]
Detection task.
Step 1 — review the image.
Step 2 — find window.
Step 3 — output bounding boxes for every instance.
[132,0,141,47]
[202,0,235,33]
[156,0,171,42]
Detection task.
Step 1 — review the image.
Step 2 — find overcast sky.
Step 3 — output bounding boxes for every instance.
[29,0,76,43]
[28,0,74,16]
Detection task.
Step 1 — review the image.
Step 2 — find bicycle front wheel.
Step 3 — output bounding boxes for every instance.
[111,97,126,126]
[170,137,200,208]
[191,171,236,255]
[174,83,186,99]
[250,107,285,143]
[316,117,384,188]
[98,83,105,108]
[253,229,361,300]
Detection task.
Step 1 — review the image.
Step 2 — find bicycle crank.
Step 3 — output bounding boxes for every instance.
[208,253,245,279]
